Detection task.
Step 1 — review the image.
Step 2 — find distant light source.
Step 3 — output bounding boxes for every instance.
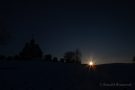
[88,60,96,71]
[89,61,94,66]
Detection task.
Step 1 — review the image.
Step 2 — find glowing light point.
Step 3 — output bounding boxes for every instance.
[88,60,96,71]
[89,61,94,66]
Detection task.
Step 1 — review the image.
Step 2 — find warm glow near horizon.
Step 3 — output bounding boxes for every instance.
[88,60,96,70]
[87,56,96,66]
[89,61,94,66]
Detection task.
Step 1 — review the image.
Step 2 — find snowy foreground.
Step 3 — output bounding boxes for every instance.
[0,61,135,90]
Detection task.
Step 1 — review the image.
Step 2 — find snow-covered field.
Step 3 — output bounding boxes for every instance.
[0,61,134,90]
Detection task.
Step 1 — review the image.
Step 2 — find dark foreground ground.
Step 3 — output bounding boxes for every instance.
[0,61,135,90]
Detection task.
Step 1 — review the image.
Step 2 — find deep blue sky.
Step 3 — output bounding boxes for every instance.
[0,0,135,64]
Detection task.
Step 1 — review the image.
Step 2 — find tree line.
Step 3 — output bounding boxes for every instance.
[0,38,81,64]
[0,50,81,64]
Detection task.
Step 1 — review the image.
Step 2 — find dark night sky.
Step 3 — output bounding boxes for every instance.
[0,0,135,64]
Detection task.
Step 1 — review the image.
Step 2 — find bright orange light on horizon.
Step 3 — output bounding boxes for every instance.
[88,56,95,66]
[88,60,96,70]
[89,61,94,66]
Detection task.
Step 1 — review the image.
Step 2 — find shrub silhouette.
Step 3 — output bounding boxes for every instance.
[60,58,65,63]
[44,54,52,62]
[52,57,58,62]
[133,56,135,63]
[0,55,5,60]
[7,56,13,61]
[14,55,20,60]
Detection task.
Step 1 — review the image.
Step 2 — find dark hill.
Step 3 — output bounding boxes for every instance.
[0,61,134,90]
